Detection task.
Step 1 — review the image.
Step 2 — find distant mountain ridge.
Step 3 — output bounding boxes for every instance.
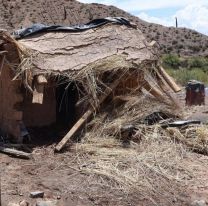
[0,0,207,56]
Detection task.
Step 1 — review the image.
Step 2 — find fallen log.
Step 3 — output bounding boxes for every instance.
[0,146,32,159]
[55,78,122,152]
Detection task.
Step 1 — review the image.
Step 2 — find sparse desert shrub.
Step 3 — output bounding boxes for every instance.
[177,44,184,49]
[188,57,208,69]
[188,45,201,52]
[166,68,208,85]
[167,46,173,52]
[172,40,177,45]
[162,54,180,68]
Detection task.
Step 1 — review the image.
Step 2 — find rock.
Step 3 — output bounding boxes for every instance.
[36,200,57,206]
[191,200,206,206]
[30,191,44,198]
[19,200,29,206]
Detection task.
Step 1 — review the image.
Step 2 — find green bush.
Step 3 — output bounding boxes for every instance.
[162,55,208,85]
[188,57,208,69]
[166,68,208,85]
[162,54,180,68]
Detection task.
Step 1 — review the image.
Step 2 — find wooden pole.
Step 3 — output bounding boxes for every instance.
[55,78,121,152]
[143,79,165,100]
[155,69,181,108]
[0,54,5,76]
[157,66,181,93]
[0,146,32,159]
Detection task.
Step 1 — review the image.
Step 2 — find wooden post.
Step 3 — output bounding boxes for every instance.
[0,146,32,159]
[157,66,181,93]
[0,54,6,76]
[32,75,48,104]
[55,78,121,152]
[155,69,181,108]
[143,79,164,100]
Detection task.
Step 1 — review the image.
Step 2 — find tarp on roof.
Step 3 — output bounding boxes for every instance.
[12,17,133,39]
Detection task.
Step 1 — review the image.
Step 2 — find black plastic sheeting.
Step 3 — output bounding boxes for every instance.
[12,17,133,39]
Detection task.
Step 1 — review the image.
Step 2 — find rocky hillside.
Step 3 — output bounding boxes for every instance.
[0,0,208,56]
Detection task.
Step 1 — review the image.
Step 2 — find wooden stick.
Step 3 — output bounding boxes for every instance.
[0,51,7,55]
[0,55,5,76]
[32,82,44,104]
[143,79,164,100]
[154,69,181,108]
[36,75,47,84]
[157,66,181,93]
[0,146,32,159]
[55,79,121,152]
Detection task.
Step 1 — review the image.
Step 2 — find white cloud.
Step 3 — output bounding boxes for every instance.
[138,12,173,27]
[79,0,208,11]
[78,0,208,35]
[138,4,208,35]
[175,4,208,35]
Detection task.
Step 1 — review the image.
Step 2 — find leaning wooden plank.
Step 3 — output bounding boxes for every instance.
[157,66,181,92]
[0,146,32,159]
[143,79,164,100]
[55,79,121,152]
[154,69,181,108]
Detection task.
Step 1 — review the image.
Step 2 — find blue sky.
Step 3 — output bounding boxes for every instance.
[78,0,208,35]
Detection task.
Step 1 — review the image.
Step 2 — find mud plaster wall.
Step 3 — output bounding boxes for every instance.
[115,72,144,95]
[0,62,22,138]
[22,83,56,127]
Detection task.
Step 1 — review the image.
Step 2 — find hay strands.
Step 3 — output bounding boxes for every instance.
[55,77,123,152]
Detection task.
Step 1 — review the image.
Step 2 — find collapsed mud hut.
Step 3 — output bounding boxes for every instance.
[0,18,180,147]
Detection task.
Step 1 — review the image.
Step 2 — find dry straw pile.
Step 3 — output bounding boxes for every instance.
[73,94,203,205]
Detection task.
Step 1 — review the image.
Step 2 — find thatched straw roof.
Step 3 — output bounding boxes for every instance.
[1,22,169,106]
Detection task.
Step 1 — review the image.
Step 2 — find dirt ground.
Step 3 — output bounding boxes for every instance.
[1,91,208,206]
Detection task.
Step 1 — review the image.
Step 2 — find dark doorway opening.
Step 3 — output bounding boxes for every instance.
[56,82,78,128]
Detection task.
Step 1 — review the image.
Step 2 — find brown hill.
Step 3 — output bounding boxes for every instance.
[0,0,208,56]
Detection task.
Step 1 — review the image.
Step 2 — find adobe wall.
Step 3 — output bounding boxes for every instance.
[115,71,144,95]
[22,83,56,127]
[0,61,22,139]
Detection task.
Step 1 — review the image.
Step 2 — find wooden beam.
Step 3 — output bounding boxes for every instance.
[32,82,44,104]
[149,40,157,47]
[0,51,7,55]
[157,66,181,93]
[55,78,121,152]
[143,79,164,100]
[0,146,32,159]
[0,54,5,76]
[36,75,47,84]
[154,68,181,108]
